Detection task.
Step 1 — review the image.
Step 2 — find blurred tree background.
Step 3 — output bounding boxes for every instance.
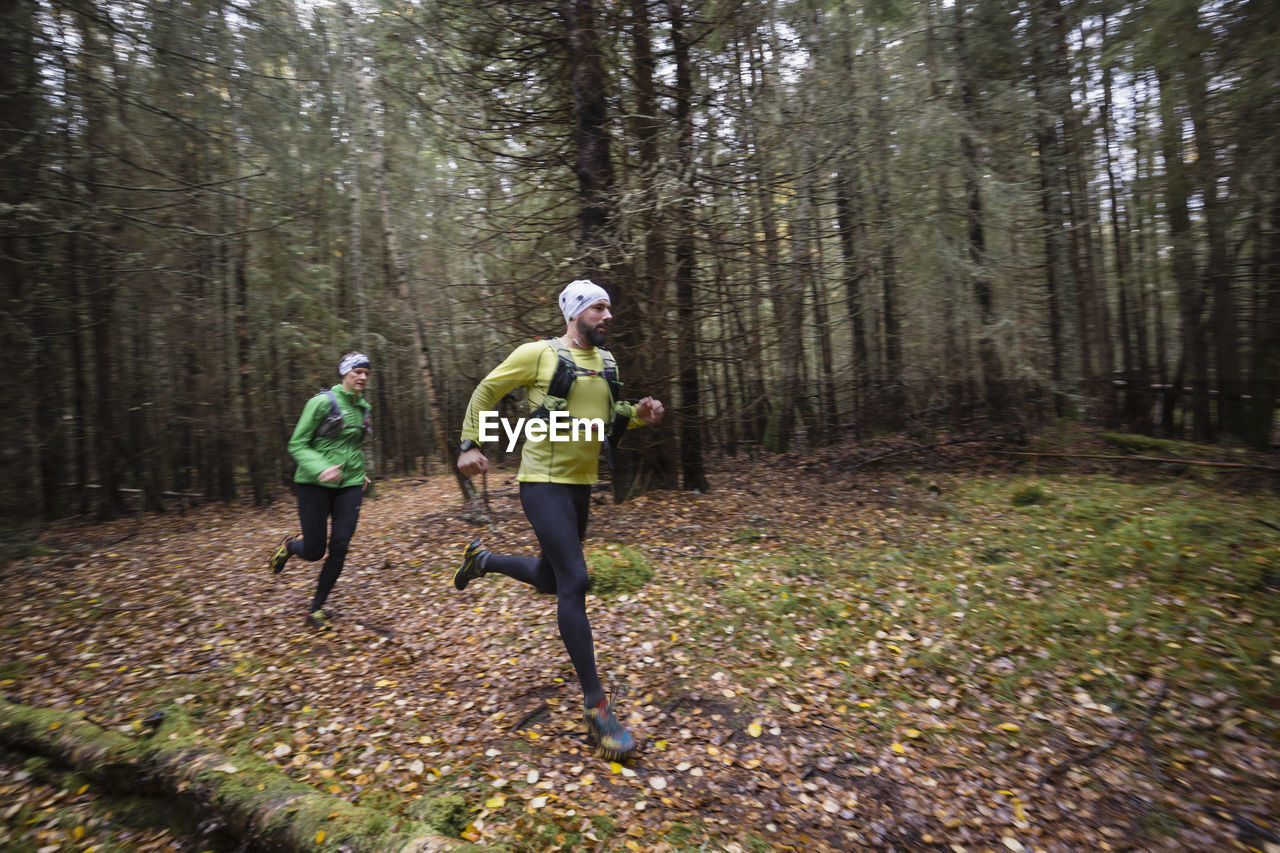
[1,0,1276,527]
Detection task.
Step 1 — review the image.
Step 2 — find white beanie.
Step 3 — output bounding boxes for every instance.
[558,279,610,323]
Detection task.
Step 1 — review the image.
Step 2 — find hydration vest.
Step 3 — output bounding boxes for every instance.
[532,338,634,447]
[312,388,374,441]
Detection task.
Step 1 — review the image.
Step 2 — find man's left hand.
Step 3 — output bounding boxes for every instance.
[636,397,665,424]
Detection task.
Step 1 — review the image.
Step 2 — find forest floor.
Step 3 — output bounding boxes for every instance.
[1,425,1278,853]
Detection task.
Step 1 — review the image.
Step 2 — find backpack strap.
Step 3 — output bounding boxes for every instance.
[313,388,373,441]
[596,348,634,450]
[532,338,634,455]
[539,338,579,414]
[532,337,621,416]
[312,389,342,440]
[322,388,341,416]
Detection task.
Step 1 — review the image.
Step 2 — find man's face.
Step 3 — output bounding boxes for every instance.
[574,300,611,346]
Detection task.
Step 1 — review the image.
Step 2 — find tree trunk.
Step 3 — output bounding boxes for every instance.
[609,0,679,496]
[560,0,615,260]
[74,9,127,519]
[0,698,459,853]
[1248,153,1280,449]
[1185,38,1241,439]
[1156,66,1212,441]
[925,0,965,428]
[1064,34,1115,424]
[234,184,266,504]
[667,0,709,491]
[0,0,43,526]
[1101,9,1151,433]
[1030,0,1084,418]
[341,3,463,495]
[870,31,903,428]
[752,37,803,452]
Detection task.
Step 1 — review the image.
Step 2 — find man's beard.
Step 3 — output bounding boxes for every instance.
[576,318,607,347]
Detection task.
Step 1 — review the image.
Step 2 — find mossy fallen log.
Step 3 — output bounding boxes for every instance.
[0,698,464,852]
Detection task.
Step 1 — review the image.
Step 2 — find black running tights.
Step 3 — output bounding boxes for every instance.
[483,482,603,708]
[291,482,364,612]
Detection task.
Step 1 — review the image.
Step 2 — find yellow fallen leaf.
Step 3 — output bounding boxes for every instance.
[998,722,1020,732]
[484,794,506,809]
[905,728,922,739]
[892,742,906,754]
[316,831,325,843]
[747,722,763,738]
[610,761,625,774]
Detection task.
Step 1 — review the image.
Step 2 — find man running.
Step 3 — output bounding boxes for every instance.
[453,279,664,760]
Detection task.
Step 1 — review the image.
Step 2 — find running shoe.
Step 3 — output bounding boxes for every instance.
[453,539,488,591]
[269,534,297,574]
[584,697,637,761]
[305,609,334,631]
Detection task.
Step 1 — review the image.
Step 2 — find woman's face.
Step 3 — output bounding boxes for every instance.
[342,368,370,395]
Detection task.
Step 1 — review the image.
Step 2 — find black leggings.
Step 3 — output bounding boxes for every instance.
[483,482,602,707]
[290,482,364,612]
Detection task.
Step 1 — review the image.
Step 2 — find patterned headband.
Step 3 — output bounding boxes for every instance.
[338,353,371,376]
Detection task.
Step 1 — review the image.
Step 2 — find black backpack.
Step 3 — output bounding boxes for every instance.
[312,389,373,441]
[531,338,631,447]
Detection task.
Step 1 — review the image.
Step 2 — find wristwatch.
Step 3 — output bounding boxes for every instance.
[459,439,481,453]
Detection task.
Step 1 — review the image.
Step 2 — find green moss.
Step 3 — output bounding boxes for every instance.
[1101,432,1204,456]
[1010,483,1051,506]
[411,792,469,836]
[0,531,49,567]
[586,545,653,597]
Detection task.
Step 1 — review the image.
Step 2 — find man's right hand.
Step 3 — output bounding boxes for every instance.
[457,448,488,478]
